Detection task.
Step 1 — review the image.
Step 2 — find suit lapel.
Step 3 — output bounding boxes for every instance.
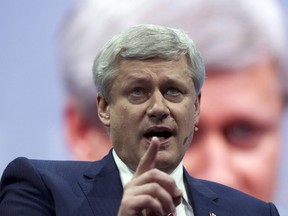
[78,154,231,216]
[184,170,231,216]
[78,151,123,216]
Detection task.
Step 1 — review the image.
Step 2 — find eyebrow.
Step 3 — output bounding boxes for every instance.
[124,73,152,83]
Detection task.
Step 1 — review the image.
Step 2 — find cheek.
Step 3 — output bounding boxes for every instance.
[109,105,129,137]
[181,104,196,129]
[235,134,280,172]
[110,104,143,132]
[175,104,195,148]
[233,137,280,190]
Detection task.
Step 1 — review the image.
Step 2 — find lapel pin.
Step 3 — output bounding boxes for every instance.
[209,212,216,216]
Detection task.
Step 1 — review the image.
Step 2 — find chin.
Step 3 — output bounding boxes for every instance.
[155,153,179,172]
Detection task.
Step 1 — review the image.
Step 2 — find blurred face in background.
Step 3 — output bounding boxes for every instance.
[183,60,284,201]
[67,59,284,202]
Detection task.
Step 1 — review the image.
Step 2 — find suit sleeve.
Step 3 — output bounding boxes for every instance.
[269,202,280,216]
[0,157,55,216]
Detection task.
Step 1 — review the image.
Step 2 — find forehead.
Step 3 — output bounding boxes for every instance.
[201,62,283,123]
[117,56,191,80]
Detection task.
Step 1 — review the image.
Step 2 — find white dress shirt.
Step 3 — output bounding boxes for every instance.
[112,150,194,215]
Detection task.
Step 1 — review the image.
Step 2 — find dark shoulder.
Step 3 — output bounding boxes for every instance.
[30,157,95,176]
[1,157,98,183]
[197,178,279,214]
[200,179,260,200]
[8,156,93,170]
[0,157,108,215]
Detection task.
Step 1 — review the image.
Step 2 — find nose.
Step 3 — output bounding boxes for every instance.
[147,90,169,121]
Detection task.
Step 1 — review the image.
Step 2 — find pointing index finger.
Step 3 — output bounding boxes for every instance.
[135,137,160,176]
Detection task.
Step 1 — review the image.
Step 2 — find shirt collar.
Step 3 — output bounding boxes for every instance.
[112,149,189,203]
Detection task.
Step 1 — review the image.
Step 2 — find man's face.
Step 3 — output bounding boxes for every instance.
[183,61,283,201]
[98,56,200,173]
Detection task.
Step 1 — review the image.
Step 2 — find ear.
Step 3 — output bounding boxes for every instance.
[64,99,97,159]
[97,94,111,127]
[64,99,111,161]
[194,93,201,124]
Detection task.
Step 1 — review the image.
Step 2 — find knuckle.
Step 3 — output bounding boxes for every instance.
[166,177,175,185]
[149,182,160,192]
[148,168,160,178]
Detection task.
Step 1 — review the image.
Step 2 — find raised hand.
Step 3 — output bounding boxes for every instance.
[118,137,182,216]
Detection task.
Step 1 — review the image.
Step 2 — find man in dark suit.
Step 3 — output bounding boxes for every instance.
[0,24,280,215]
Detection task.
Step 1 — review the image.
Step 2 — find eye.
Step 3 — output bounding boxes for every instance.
[166,87,181,96]
[131,87,144,96]
[224,121,266,149]
[128,87,149,104]
[164,87,184,103]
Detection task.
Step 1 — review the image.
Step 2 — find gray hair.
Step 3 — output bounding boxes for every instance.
[59,0,287,121]
[92,24,205,101]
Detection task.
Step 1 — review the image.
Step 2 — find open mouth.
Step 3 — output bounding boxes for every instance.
[144,127,173,141]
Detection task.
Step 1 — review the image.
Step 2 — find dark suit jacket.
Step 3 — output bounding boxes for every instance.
[0,150,279,216]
